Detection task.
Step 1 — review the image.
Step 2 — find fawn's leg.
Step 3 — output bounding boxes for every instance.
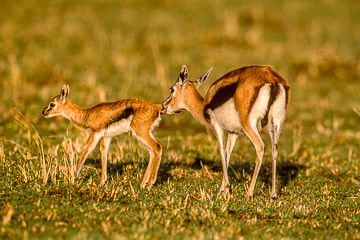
[132,127,162,189]
[99,137,112,185]
[75,132,102,179]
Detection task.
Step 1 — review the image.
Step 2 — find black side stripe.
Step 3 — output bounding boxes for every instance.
[203,82,238,120]
[106,107,134,127]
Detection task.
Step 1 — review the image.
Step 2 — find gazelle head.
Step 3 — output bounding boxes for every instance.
[42,84,70,118]
[161,65,213,115]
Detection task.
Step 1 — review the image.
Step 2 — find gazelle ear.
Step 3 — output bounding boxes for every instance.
[60,84,70,103]
[196,67,213,89]
[176,65,189,87]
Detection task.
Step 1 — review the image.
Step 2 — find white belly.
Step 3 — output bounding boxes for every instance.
[212,98,242,133]
[249,84,271,124]
[104,116,133,137]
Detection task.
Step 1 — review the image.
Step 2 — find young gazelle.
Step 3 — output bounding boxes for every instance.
[42,85,163,188]
[162,65,290,199]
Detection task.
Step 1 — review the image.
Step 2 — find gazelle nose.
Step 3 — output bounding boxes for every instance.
[42,109,45,115]
[160,104,167,115]
[160,108,167,115]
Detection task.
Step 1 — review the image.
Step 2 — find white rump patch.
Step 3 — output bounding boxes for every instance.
[268,84,286,127]
[249,84,271,125]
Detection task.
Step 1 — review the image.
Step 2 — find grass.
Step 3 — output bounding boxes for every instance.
[1,0,360,239]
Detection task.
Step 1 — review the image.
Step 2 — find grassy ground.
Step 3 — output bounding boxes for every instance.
[1,0,360,239]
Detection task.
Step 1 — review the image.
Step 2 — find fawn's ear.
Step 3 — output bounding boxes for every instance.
[60,84,70,103]
[176,65,189,88]
[196,67,213,89]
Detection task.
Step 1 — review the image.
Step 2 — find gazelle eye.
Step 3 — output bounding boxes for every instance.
[50,103,55,108]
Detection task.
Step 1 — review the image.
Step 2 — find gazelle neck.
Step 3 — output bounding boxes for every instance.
[184,90,208,126]
[63,99,89,129]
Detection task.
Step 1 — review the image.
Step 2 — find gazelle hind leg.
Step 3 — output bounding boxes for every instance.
[75,132,102,179]
[268,117,285,199]
[269,121,278,199]
[268,84,287,198]
[99,137,112,185]
[242,120,265,199]
[132,129,162,189]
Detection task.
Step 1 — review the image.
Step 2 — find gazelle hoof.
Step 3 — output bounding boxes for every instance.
[140,181,154,190]
[246,191,253,201]
[271,192,278,199]
[140,181,147,189]
[217,185,230,199]
[100,179,106,186]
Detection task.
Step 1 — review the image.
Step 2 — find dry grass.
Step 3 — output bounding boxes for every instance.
[1,0,360,239]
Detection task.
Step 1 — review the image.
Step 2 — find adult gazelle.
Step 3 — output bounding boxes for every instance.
[162,65,290,199]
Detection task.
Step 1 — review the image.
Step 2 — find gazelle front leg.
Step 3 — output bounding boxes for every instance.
[140,140,162,189]
[132,127,162,189]
[75,132,102,179]
[146,142,162,188]
[225,133,238,170]
[99,136,112,185]
[211,121,230,196]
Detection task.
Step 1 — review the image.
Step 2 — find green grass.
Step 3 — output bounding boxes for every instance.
[1,0,360,239]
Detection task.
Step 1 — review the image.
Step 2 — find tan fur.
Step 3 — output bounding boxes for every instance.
[43,85,163,188]
[163,65,290,199]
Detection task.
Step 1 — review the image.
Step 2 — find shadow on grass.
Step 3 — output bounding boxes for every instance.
[83,157,175,185]
[83,155,304,193]
[193,156,304,189]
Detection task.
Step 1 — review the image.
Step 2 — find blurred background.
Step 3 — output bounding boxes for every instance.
[0,0,360,162]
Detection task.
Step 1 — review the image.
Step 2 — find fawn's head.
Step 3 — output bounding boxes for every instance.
[161,65,212,115]
[42,84,70,118]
